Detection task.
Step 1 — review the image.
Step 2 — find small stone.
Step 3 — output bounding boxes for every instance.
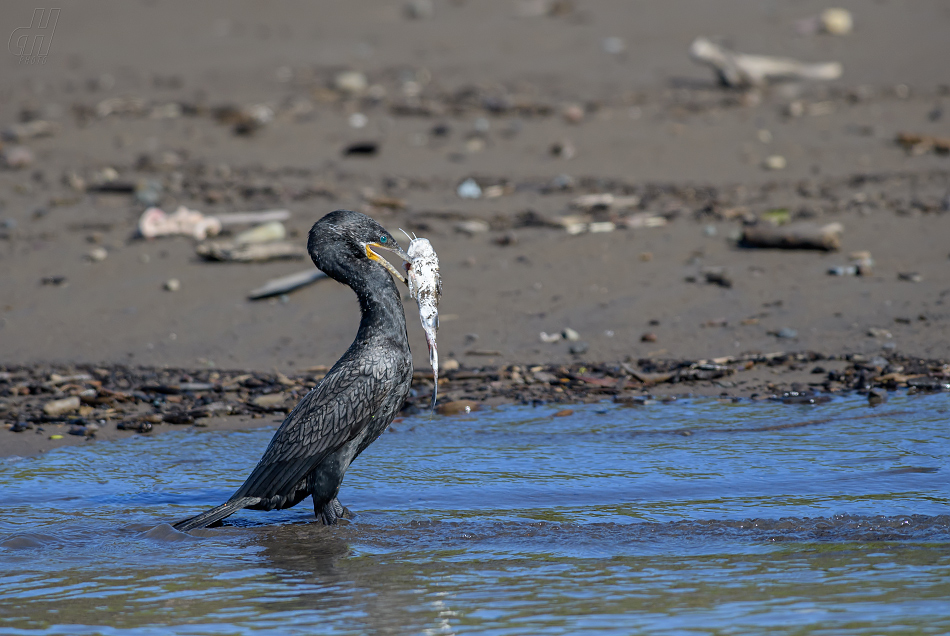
[455,219,490,235]
[603,36,626,55]
[868,327,892,339]
[568,341,589,355]
[562,327,580,341]
[562,104,585,124]
[763,155,787,171]
[820,8,853,35]
[442,358,460,372]
[553,409,574,417]
[404,0,434,19]
[867,388,887,405]
[897,272,923,283]
[343,142,378,156]
[641,332,658,342]
[87,247,108,262]
[334,71,368,95]
[549,140,576,160]
[2,146,34,169]
[135,179,163,206]
[457,178,482,199]
[348,112,368,129]
[164,278,181,292]
[775,327,798,339]
[539,331,561,343]
[43,396,81,417]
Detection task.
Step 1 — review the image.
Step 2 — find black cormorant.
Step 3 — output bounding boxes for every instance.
[174,210,413,531]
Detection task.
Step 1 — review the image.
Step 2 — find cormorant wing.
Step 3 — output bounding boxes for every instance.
[231,349,399,504]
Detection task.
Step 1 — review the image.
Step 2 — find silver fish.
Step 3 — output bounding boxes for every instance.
[403,233,441,410]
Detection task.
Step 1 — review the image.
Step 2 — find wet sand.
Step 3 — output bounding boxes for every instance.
[1,1,949,456]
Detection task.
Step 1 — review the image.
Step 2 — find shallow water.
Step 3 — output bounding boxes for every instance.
[1,392,948,635]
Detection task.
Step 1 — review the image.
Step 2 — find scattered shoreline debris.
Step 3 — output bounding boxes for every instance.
[689,37,843,88]
[829,251,873,276]
[139,207,292,240]
[139,206,222,240]
[896,132,950,156]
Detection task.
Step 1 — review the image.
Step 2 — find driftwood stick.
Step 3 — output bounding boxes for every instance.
[248,270,327,300]
[740,222,843,251]
[214,210,291,226]
[196,241,306,262]
[689,37,842,88]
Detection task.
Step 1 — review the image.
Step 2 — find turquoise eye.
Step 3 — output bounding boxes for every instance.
[379,235,388,243]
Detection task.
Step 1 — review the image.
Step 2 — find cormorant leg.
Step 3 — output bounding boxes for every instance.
[315,497,353,525]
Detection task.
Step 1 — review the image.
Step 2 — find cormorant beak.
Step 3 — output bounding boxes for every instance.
[365,241,411,285]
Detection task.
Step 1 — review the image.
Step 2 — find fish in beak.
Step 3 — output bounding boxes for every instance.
[365,241,411,285]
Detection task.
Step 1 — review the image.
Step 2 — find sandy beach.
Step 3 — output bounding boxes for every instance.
[2,0,949,457]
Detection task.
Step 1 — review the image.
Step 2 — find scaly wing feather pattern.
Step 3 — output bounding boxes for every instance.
[231,345,398,507]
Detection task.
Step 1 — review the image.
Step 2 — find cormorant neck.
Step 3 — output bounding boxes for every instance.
[352,266,409,349]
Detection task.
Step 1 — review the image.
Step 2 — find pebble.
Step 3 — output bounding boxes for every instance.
[135,179,163,206]
[43,396,81,417]
[455,220,490,235]
[562,327,580,341]
[404,0,434,19]
[775,327,798,339]
[334,71,368,95]
[641,332,658,342]
[348,113,368,129]
[539,331,561,343]
[867,387,887,405]
[820,8,853,35]
[164,278,181,292]
[763,155,787,171]
[568,341,589,355]
[603,36,626,55]
[562,104,585,124]
[868,327,892,339]
[897,272,923,283]
[588,221,615,233]
[457,178,482,199]
[87,247,108,262]
[2,146,34,169]
[442,358,460,372]
[549,140,576,160]
[343,142,378,156]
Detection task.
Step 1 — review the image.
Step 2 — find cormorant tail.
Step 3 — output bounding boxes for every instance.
[173,496,261,532]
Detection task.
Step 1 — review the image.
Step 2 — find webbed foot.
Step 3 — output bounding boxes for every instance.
[316,497,353,525]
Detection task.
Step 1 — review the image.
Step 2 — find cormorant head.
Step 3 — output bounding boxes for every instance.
[308,210,411,286]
